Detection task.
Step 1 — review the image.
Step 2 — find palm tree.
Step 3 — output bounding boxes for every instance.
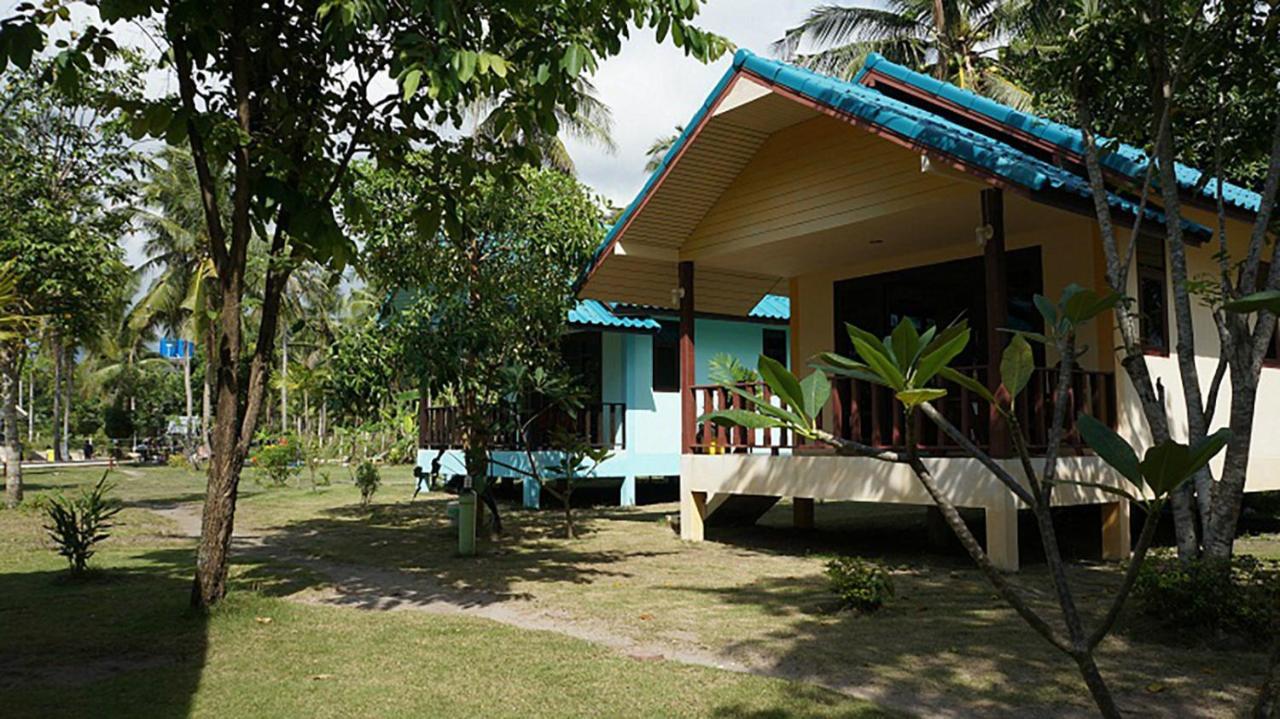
[472,77,617,175]
[643,125,684,174]
[773,1,1042,109]
[131,147,223,450]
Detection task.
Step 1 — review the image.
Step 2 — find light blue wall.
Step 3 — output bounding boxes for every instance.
[416,316,788,507]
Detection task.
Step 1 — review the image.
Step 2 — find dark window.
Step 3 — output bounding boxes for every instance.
[762,329,788,366]
[1137,236,1169,354]
[832,247,1044,367]
[560,331,602,401]
[652,320,680,392]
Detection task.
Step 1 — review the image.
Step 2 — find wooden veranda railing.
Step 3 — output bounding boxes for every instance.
[420,401,626,452]
[689,366,1117,456]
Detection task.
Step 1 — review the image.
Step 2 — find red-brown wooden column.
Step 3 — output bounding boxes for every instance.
[679,260,696,454]
[982,188,1012,457]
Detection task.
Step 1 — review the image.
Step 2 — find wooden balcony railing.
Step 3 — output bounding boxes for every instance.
[689,366,1117,456]
[421,402,626,451]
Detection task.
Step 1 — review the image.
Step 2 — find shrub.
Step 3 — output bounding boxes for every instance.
[251,437,301,486]
[1133,552,1280,642]
[825,556,894,613]
[354,461,380,507]
[166,453,189,469]
[43,474,122,575]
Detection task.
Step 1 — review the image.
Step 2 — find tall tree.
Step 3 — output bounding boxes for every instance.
[1019,0,1280,564]
[357,161,602,533]
[773,0,1045,107]
[2,0,728,607]
[0,60,132,501]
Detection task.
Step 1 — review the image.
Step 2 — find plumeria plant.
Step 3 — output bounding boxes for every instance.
[703,284,1229,718]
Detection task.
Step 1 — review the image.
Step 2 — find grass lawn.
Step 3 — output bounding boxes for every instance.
[3,464,1275,717]
[1,464,889,719]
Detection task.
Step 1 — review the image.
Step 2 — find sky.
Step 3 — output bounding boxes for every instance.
[10,0,832,270]
[564,1,828,208]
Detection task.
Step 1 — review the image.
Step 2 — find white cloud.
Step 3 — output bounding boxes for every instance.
[564,0,827,206]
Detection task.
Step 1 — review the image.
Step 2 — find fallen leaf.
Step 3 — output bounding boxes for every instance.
[1146,683,1166,694]
[310,674,334,681]
[255,616,273,624]
[638,613,654,621]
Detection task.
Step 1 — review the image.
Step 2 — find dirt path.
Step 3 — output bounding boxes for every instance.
[148,502,1086,719]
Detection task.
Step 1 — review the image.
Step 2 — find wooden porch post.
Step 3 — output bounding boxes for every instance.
[982,188,1012,458]
[679,260,696,454]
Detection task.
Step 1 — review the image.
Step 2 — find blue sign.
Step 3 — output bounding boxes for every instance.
[159,338,194,359]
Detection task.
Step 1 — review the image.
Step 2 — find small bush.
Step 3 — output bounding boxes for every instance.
[1133,552,1280,642]
[825,556,894,613]
[251,437,301,486]
[354,461,380,507]
[43,474,122,575]
[166,453,189,469]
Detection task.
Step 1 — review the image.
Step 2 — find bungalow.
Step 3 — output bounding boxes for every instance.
[415,296,789,508]
[579,49,1280,570]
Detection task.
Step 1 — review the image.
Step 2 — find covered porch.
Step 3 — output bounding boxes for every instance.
[579,51,1147,570]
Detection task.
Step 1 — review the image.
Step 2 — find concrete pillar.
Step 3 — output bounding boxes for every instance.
[523,477,541,509]
[680,488,707,541]
[985,496,1020,572]
[620,475,636,507]
[1101,500,1131,561]
[793,497,815,529]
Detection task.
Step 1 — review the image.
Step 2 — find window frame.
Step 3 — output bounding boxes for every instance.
[1136,235,1171,356]
[651,320,681,393]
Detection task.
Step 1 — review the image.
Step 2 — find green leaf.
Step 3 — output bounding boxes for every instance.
[999,334,1034,399]
[890,317,920,372]
[758,354,807,419]
[938,367,996,404]
[402,69,422,100]
[1063,286,1119,324]
[724,384,807,428]
[1139,442,1191,497]
[1077,414,1143,489]
[1033,294,1058,327]
[799,371,831,419]
[896,387,947,408]
[700,408,783,430]
[809,353,885,386]
[1223,290,1280,314]
[914,325,969,386]
[1185,428,1232,481]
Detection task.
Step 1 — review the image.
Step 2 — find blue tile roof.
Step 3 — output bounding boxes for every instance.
[568,299,661,332]
[858,52,1262,214]
[732,50,1208,237]
[749,294,790,320]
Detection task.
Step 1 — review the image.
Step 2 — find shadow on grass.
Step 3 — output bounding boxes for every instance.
[0,548,209,719]
[243,494,683,609]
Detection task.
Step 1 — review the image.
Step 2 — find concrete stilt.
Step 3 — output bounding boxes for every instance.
[986,497,1020,572]
[1101,500,1131,561]
[680,488,706,541]
[620,475,636,507]
[793,497,815,529]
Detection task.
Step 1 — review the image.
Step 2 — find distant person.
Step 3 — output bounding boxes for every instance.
[83,438,94,460]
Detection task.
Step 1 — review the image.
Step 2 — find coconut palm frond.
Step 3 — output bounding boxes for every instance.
[643,125,684,174]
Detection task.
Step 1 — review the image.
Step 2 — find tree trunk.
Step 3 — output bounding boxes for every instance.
[183,352,194,447]
[2,344,23,507]
[51,333,62,461]
[27,361,34,442]
[280,326,288,434]
[61,344,71,459]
